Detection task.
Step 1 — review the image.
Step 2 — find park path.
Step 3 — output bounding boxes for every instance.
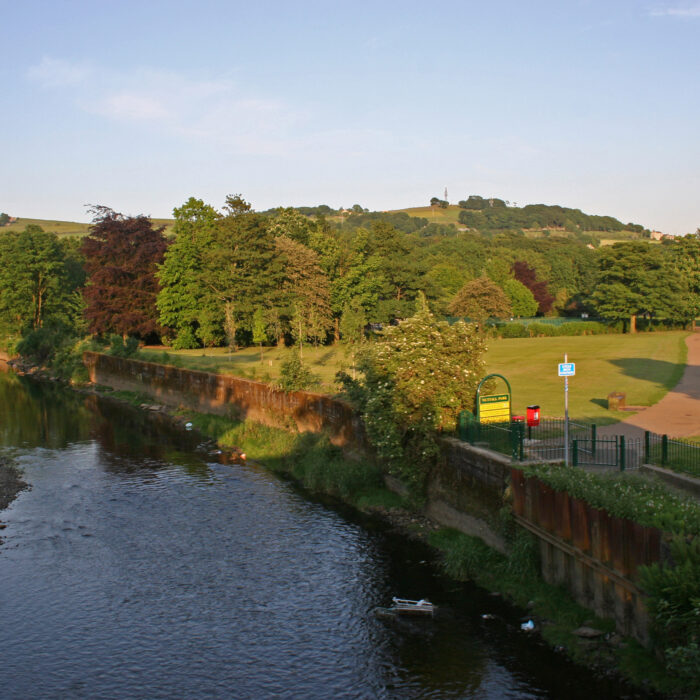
[598,332,700,440]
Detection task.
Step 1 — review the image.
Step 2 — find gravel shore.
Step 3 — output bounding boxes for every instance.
[0,455,27,511]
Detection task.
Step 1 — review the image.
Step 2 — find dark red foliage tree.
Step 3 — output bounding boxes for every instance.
[81,206,169,339]
[512,260,554,315]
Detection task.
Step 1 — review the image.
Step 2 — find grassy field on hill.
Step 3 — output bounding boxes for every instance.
[2,216,176,237]
[2,217,92,236]
[389,206,645,241]
[4,209,643,242]
[392,205,463,225]
[147,331,689,426]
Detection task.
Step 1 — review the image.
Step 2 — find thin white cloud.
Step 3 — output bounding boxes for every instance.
[97,93,169,121]
[27,57,93,87]
[650,5,700,17]
[26,58,311,156]
[25,57,401,163]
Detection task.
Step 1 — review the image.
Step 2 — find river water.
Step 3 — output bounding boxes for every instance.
[0,374,654,699]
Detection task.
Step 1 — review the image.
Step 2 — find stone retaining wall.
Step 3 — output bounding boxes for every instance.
[83,352,365,447]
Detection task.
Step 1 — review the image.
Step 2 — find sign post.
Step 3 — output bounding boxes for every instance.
[558,355,575,465]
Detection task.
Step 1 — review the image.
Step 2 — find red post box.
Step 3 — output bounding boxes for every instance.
[526,405,540,427]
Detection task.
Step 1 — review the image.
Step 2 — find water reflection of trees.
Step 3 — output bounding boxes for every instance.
[85,395,209,476]
[0,373,93,448]
[0,373,208,477]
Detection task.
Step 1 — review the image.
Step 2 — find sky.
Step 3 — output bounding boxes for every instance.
[1,0,699,234]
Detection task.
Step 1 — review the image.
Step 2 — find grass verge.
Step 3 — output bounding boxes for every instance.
[182,410,403,510]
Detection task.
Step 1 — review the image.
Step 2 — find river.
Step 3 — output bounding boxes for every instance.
[0,373,654,699]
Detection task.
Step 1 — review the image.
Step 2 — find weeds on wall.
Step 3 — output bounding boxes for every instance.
[521,464,700,535]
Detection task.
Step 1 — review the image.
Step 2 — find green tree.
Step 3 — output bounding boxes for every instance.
[369,221,426,321]
[591,242,689,332]
[503,278,538,317]
[156,197,221,348]
[0,225,83,335]
[275,235,333,352]
[252,307,267,360]
[339,302,367,344]
[667,233,700,327]
[330,229,384,324]
[448,276,512,321]
[199,204,284,346]
[267,207,314,246]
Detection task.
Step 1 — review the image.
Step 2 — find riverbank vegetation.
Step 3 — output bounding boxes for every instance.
[519,464,700,691]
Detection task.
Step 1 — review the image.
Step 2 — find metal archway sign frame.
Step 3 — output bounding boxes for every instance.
[476,373,512,423]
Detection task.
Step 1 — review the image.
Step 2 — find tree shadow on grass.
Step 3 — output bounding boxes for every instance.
[608,358,686,391]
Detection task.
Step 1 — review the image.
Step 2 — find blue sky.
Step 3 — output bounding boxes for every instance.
[1,0,699,233]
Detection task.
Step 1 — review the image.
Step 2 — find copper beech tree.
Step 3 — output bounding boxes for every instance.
[81,206,169,340]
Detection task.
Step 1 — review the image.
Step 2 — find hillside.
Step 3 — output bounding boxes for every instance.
[388,201,648,243]
[1,196,647,244]
[0,216,176,237]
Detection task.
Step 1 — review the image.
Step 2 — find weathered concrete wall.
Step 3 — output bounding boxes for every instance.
[640,463,700,499]
[83,352,366,447]
[427,438,511,552]
[511,467,662,644]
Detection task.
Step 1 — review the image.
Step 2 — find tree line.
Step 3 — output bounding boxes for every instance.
[456,195,648,235]
[0,195,697,365]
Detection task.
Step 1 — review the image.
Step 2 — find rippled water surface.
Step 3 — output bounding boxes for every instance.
[0,375,652,699]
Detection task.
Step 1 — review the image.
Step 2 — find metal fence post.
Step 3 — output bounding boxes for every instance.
[644,431,650,464]
[458,410,470,442]
[519,421,524,461]
[619,435,626,471]
[572,439,578,466]
[511,421,524,461]
[591,424,597,458]
[662,434,668,466]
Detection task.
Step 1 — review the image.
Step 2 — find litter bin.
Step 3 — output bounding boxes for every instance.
[526,405,540,427]
[607,392,626,410]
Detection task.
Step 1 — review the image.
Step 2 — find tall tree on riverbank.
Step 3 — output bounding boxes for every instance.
[156,197,221,348]
[275,234,333,350]
[0,225,83,335]
[81,207,168,339]
[197,201,284,347]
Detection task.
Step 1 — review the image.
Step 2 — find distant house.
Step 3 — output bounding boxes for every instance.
[649,230,669,241]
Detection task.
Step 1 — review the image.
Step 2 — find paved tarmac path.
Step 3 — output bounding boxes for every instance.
[598,333,700,440]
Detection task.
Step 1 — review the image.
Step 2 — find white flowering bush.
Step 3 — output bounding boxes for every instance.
[338,300,486,492]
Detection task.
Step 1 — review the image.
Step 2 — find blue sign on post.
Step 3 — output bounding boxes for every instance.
[558,362,575,377]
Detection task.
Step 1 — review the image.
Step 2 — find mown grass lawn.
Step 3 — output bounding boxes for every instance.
[150,330,689,424]
[484,331,689,423]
